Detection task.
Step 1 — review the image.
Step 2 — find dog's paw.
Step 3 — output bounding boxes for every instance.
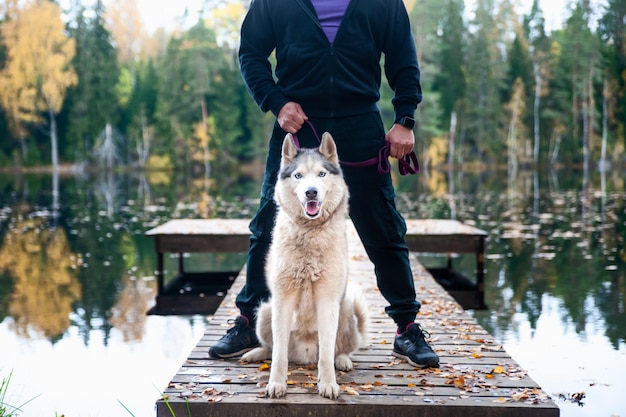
[266,382,287,398]
[241,347,270,363]
[335,354,353,371]
[318,381,340,399]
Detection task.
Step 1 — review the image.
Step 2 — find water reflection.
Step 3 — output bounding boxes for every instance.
[400,170,624,343]
[0,217,81,341]
[0,167,624,417]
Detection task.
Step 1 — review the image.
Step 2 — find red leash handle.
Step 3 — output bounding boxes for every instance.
[292,120,419,176]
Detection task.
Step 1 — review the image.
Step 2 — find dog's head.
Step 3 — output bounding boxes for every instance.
[276,132,348,222]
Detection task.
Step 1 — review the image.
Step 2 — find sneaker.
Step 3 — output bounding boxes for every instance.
[208,316,260,359]
[392,323,440,368]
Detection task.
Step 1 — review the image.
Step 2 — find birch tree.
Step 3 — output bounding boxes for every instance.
[0,0,77,170]
[105,0,144,64]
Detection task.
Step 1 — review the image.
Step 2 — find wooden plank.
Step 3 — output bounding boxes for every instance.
[404,219,487,254]
[155,224,559,417]
[146,218,251,236]
[147,219,251,253]
[405,219,487,237]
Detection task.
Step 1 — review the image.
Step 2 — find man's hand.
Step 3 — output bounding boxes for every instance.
[386,123,415,159]
[277,102,308,134]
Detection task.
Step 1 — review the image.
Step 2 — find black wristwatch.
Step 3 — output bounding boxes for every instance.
[397,116,415,129]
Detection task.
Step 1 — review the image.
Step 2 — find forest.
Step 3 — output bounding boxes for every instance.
[0,0,624,172]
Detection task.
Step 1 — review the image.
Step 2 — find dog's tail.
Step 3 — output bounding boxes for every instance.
[351,287,369,344]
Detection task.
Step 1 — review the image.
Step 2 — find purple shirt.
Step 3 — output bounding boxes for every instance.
[311,0,350,44]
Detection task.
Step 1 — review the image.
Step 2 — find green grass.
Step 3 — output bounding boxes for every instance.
[0,370,39,417]
[1,370,186,417]
[118,385,191,417]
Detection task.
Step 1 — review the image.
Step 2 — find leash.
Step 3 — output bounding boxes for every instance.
[291,120,419,176]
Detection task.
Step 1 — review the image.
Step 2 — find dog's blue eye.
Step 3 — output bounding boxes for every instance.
[294,173,302,179]
[319,172,326,177]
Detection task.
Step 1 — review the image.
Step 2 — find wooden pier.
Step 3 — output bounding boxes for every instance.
[151,220,560,417]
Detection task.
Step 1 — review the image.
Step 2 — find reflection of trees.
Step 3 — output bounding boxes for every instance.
[594,198,626,348]
[0,272,14,324]
[0,218,81,340]
[110,274,155,343]
[1,168,622,350]
[397,171,625,347]
[481,190,626,346]
[67,205,128,346]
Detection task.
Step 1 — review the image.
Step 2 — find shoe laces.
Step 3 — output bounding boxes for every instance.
[224,317,246,336]
[407,323,431,342]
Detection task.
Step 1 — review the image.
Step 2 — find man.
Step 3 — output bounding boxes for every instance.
[209,0,439,369]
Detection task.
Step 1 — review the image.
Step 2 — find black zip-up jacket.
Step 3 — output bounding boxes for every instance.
[239,0,422,122]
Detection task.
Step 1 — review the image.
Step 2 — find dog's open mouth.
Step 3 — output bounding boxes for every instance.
[305,200,321,217]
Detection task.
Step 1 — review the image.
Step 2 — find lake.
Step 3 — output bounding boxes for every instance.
[0,166,624,417]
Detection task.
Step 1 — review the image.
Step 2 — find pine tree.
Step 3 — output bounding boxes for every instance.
[463,0,508,163]
[504,33,533,163]
[549,2,601,164]
[598,0,626,147]
[63,0,120,163]
[155,19,225,168]
[523,0,551,164]
[433,0,466,166]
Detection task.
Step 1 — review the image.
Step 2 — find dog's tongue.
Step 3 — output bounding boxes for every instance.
[306,201,320,216]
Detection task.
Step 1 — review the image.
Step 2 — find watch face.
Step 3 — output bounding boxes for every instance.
[401,117,415,129]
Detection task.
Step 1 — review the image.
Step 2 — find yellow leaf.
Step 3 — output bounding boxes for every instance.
[258,363,270,371]
[512,392,528,402]
[493,365,505,374]
[343,387,359,395]
[493,397,508,403]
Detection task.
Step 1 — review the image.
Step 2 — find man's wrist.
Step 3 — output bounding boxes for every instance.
[395,116,415,130]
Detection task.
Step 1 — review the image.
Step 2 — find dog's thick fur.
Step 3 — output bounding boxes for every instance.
[241,133,368,399]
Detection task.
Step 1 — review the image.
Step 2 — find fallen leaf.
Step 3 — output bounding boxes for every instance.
[512,391,529,402]
[453,377,466,389]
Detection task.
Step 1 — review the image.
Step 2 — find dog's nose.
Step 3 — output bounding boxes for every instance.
[305,188,318,200]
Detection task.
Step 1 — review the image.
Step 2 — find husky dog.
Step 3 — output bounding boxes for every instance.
[242,133,368,400]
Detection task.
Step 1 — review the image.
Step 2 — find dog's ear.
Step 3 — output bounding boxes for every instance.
[319,132,339,164]
[281,133,298,166]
